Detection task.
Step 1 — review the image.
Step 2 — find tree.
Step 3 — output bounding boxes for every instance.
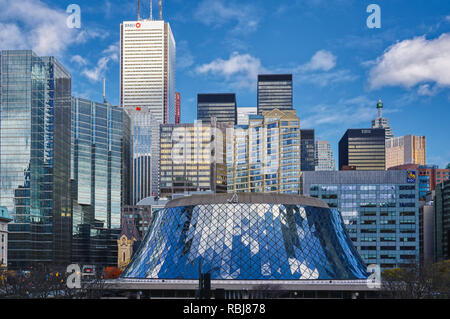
[104,267,123,279]
[382,261,450,299]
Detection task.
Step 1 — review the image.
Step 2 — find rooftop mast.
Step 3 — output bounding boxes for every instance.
[103,78,107,104]
[377,99,383,118]
[159,0,162,20]
[150,0,153,20]
[137,0,141,20]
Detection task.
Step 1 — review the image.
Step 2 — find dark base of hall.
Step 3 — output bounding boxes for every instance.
[105,278,381,299]
[121,194,368,281]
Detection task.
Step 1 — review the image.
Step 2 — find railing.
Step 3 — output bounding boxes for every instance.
[114,278,370,286]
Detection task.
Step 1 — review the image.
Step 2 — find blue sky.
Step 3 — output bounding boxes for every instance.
[1,0,449,168]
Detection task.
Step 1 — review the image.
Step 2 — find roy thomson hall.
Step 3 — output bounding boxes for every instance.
[110,122,425,298]
[108,193,384,299]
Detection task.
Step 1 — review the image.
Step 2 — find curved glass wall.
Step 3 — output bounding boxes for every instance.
[122,203,368,280]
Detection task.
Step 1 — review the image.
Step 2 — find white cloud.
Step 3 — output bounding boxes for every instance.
[291,50,356,86]
[71,55,88,66]
[102,42,119,61]
[301,96,378,128]
[194,0,261,34]
[195,50,354,89]
[81,42,119,82]
[177,40,194,69]
[82,57,111,82]
[369,33,450,90]
[196,52,265,89]
[295,69,358,87]
[417,84,440,96]
[0,0,81,56]
[301,50,337,72]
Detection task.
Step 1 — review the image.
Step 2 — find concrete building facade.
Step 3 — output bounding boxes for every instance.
[0,207,12,269]
[386,135,426,170]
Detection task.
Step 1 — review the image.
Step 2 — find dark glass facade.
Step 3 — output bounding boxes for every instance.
[122,195,367,280]
[71,97,130,267]
[257,74,293,114]
[0,50,72,269]
[339,129,386,171]
[197,94,237,125]
[301,129,315,172]
[435,180,450,261]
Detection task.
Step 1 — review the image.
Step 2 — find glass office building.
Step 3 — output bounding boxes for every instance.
[227,109,301,195]
[339,129,386,171]
[128,110,160,203]
[197,94,237,125]
[303,170,420,270]
[300,129,315,172]
[315,140,336,171]
[159,120,229,198]
[257,74,293,114]
[121,194,367,280]
[0,50,72,269]
[435,180,450,261]
[71,97,131,266]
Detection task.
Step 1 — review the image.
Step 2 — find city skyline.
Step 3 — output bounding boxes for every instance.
[0,0,448,169]
[1,0,450,301]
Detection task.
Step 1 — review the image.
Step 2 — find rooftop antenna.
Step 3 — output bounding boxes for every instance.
[137,0,141,20]
[103,78,107,104]
[150,0,153,20]
[159,0,162,20]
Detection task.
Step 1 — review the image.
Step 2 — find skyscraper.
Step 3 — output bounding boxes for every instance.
[385,135,426,169]
[227,109,301,194]
[303,170,420,270]
[315,140,336,171]
[129,110,160,204]
[197,94,237,125]
[339,129,386,171]
[71,97,130,266]
[120,9,176,198]
[159,119,228,198]
[435,180,450,261]
[120,19,176,124]
[300,129,315,172]
[371,100,394,140]
[257,74,293,114]
[0,50,72,269]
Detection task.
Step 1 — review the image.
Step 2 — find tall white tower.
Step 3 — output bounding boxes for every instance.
[120,19,176,124]
[120,2,176,197]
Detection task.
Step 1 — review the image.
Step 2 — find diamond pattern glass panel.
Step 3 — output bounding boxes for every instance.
[122,203,368,280]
